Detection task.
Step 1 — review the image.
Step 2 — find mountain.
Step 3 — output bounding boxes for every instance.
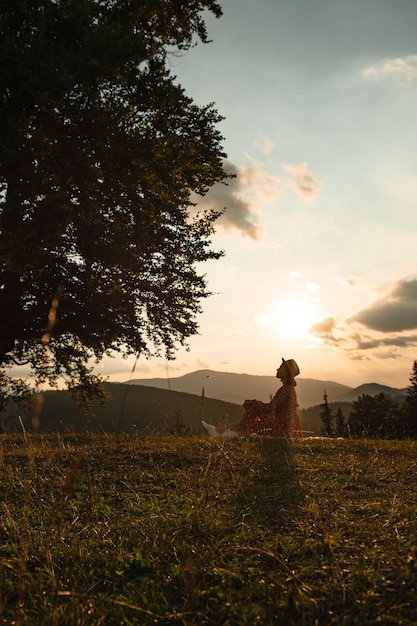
[3,374,408,435]
[334,383,407,403]
[128,369,408,409]
[128,369,351,409]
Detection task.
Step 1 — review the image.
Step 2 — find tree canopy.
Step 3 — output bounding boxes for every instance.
[348,393,405,439]
[0,0,228,401]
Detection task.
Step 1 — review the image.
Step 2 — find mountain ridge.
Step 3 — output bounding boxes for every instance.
[128,369,407,409]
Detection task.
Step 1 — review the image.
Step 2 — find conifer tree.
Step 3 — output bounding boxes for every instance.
[348,393,400,438]
[405,360,417,437]
[335,406,347,438]
[320,390,333,436]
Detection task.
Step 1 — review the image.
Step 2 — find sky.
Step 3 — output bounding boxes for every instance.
[105,0,417,389]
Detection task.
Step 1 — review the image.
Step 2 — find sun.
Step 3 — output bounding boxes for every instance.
[272,297,318,338]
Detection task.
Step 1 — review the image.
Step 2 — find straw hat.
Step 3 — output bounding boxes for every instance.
[280,358,300,385]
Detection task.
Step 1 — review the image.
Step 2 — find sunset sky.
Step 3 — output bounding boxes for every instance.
[106,0,417,389]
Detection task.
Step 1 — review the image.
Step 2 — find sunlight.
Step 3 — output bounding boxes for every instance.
[272,297,318,338]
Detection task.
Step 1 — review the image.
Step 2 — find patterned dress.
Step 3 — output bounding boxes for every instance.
[240,384,302,438]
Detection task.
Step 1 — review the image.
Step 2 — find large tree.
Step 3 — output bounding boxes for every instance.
[0,0,228,400]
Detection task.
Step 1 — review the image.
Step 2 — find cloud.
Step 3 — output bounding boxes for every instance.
[309,316,343,346]
[191,159,321,239]
[310,313,417,362]
[255,134,276,154]
[353,333,417,350]
[238,165,284,202]
[282,162,321,199]
[309,278,417,361]
[363,54,417,86]
[350,278,417,332]
[335,274,361,289]
[310,274,417,339]
[310,316,337,334]
[190,160,275,240]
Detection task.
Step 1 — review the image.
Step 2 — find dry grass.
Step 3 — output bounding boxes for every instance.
[1,434,417,624]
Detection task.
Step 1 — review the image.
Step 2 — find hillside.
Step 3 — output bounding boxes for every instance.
[128,369,406,409]
[2,383,244,434]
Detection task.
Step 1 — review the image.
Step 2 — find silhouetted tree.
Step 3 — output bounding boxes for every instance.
[0,1,227,404]
[335,406,347,437]
[320,390,333,436]
[405,360,417,437]
[348,393,403,438]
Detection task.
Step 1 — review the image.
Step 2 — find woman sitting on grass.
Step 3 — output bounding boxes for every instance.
[202,358,303,438]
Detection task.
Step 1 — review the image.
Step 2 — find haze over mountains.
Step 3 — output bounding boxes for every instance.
[128,370,407,409]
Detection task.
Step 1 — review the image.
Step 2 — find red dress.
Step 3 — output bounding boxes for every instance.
[240,384,302,437]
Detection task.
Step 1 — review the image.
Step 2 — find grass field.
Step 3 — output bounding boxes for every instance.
[1,434,417,625]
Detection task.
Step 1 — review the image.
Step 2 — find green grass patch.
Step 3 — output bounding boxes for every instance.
[1,435,417,624]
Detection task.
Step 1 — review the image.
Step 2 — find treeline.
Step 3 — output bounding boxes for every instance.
[319,361,417,439]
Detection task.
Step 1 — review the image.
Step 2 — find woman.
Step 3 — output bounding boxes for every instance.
[202,358,303,438]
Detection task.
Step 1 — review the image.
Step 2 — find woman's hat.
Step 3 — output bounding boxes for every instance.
[282,358,300,385]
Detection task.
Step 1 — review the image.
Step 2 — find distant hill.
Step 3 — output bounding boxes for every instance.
[128,370,352,409]
[334,383,407,403]
[2,373,408,435]
[2,383,244,435]
[129,370,408,409]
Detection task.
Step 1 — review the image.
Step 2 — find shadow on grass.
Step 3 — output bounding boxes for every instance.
[239,437,304,530]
